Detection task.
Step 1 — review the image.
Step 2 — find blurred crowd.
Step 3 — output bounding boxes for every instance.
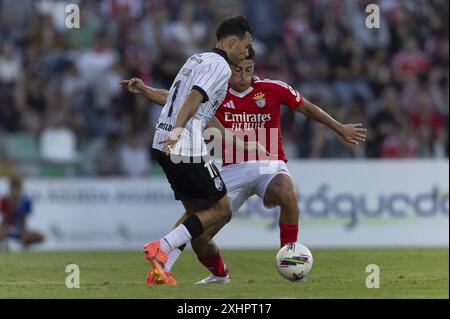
[0,0,448,176]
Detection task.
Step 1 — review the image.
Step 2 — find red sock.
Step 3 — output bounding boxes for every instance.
[279,223,298,248]
[197,250,228,277]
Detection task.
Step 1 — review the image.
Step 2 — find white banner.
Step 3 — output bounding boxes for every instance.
[0,179,184,250]
[217,160,449,248]
[0,160,448,250]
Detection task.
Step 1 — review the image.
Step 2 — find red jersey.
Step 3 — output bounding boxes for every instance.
[0,195,32,226]
[215,77,303,166]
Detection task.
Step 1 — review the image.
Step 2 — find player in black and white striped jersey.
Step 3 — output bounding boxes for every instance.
[139,16,253,285]
[153,49,231,158]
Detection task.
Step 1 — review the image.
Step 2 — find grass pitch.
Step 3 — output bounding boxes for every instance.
[0,248,447,299]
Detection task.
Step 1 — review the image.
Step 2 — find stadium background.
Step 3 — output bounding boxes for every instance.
[0,0,449,300]
[0,0,448,299]
[0,0,448,171]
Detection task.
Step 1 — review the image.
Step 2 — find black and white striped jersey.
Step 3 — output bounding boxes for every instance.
[152,49,231,157]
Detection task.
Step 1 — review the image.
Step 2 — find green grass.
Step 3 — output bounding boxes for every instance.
[0,248,448,298]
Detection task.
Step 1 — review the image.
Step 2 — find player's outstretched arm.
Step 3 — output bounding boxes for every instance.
[173,90,204,129]
[207,117,268,154]
[296,98,367,146]
[119,78,168,106]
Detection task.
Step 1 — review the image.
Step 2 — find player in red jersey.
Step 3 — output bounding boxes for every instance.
[120,47,366,284]
[0,175,45,249]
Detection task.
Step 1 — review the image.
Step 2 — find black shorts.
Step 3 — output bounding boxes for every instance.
[152,149,227,203]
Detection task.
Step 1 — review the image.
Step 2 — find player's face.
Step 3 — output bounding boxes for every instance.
[10,183,22,200]
[230,59,255,92]
[229,32,253,66]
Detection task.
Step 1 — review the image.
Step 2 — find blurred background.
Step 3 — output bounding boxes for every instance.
[0,0,448,251]
[0,0,448,178]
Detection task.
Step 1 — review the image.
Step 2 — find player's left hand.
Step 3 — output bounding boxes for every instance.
[160,128,183,155]
[257,142,271,157]
[119,78,144,94]
[337,123,367,146]
[246,141,271,157]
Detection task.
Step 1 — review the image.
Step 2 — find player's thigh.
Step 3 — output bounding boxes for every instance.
[253,161,295,208]
[182,200,214,215]
[263,173,297,207]
[220,163,257,215]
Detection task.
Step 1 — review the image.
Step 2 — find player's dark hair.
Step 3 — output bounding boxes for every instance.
[216,16,253,41]
[245,46,255,61]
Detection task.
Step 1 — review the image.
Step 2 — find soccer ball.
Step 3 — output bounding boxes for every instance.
[276,243,313,282]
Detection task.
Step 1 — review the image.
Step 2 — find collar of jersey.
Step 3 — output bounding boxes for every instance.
[229,86,253,98]
[212,48,229,62]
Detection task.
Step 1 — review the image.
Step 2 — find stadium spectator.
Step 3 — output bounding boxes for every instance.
[392,36,430,84]
[0,0,448,174]
[82,131,123,176]
[332,35,374,112]
[380,126,418,158]
[167,2,207,57]
[366,87,406,157]
[345,0,391,51]
[0,175,45,249]
[120,133,151,177]
[0,41,23,132]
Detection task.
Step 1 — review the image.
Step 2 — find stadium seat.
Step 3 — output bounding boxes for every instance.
[1,133,40,162]
[39,128,79,163]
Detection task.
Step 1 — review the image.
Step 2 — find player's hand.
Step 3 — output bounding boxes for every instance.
[246,141,271,157]
[119,78,144,94]
[159,128,183,155]
[337,123,367,146]
[257,142,271,157]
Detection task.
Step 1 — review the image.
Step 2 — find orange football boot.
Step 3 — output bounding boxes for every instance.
[145,269,177,285]
[143,240,171,284]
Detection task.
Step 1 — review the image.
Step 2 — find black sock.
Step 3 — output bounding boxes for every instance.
[182,214,204,240]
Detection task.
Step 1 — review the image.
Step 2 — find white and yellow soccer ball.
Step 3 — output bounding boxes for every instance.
[276,243,313,282]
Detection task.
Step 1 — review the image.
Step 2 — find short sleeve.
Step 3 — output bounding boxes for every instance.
[192,62,231,103]
[278,81,303,110]
[264,80,303,110]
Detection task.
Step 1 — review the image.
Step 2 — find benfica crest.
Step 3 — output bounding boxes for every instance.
[253,92,266,108]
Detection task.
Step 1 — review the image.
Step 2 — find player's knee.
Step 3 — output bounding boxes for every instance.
[219,206,232,224]
[216,196,232,222]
